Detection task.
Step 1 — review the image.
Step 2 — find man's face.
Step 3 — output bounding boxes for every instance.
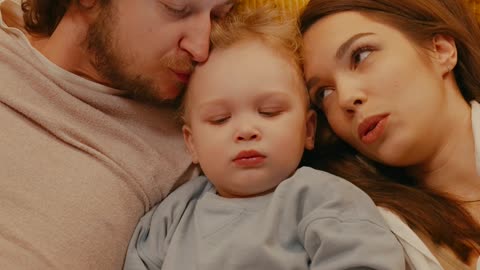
[87,0,234,103]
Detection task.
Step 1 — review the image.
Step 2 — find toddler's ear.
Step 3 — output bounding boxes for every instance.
[304,109,317,150]
[182,125,199,164]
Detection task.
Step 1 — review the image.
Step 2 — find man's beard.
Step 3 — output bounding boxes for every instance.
[86,4,192,105]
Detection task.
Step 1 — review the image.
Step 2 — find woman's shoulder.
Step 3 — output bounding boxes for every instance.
[377,207,444,270]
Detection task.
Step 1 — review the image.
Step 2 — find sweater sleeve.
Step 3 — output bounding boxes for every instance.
[301,215,406,269]
[289,167,406,269]
[123,176,209,270]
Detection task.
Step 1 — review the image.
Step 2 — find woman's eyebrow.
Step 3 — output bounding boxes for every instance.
[336,32,375,60]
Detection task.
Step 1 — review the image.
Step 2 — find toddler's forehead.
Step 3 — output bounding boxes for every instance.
[183,39,308,108]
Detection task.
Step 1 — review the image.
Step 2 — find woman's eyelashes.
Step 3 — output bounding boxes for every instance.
[311,43,376,108]
[319,87,334,100]
[350,44,375,69]
[310,87,334,108]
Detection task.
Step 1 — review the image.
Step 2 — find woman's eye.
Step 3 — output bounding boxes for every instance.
[311,87,334,107]
[352,47,373,67]
[320,88,334,99]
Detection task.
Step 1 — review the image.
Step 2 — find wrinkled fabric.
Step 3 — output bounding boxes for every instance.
[0,1,196,269]
[125,167,405,270]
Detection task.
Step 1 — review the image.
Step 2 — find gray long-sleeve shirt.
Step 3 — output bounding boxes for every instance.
[124,167,405,270]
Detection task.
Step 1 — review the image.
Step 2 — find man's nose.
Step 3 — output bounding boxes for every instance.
[179,14,211,63]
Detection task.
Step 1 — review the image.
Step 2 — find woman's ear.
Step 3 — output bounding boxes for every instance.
[431,34,457,76]
[304,109,317,150]
[182,125,199,164]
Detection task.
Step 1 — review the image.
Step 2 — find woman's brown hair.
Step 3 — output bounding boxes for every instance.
[300,0,480,263]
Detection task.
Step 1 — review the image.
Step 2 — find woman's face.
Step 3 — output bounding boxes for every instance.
[303,11,453,166]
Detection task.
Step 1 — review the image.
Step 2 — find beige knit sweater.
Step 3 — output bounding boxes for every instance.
[0,1,196,269]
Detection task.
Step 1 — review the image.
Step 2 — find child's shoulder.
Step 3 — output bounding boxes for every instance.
[274,166,381,221]
[155,175,212,209]
[282,166,365,195]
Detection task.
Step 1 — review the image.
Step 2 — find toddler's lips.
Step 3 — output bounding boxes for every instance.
[233,150,266,167]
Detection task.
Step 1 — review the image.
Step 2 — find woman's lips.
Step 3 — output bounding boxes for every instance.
[358,114,389,144]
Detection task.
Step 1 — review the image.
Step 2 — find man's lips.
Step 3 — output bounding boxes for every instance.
[171,70,191,83]
[357,114,389,144]
[233,150,266,167]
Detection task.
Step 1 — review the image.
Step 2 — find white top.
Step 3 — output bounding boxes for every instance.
[379,100,480,270]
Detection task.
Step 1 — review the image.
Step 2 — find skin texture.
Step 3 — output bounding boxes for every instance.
[303,11,466,168]
[303,12,480,219]
[32,0,235,102]
[183,40,316,198]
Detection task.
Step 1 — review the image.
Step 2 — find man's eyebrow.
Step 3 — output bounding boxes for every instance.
[336,32,374,60]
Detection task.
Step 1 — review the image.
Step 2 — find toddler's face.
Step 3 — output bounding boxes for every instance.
[183,40,316,198]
